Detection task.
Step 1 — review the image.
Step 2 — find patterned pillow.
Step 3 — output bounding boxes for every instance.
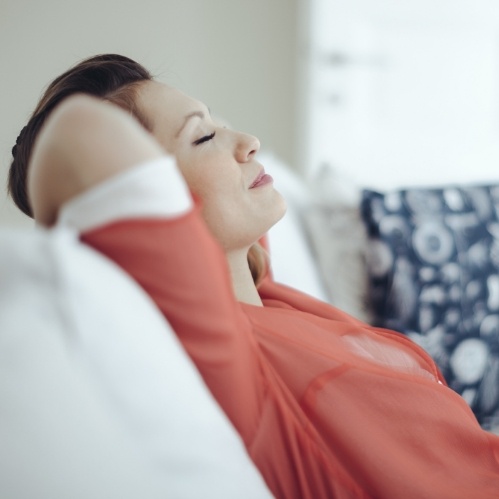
[361,185,499,432]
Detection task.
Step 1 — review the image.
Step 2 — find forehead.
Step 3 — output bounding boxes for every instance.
[136,80,205,141]
[139,80,199,112]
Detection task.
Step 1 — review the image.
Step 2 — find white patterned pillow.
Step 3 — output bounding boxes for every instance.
[301,165,372,321]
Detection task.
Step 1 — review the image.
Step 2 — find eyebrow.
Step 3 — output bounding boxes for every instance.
[175,110,207,138]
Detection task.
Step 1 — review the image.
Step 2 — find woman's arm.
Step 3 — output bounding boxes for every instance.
[28,95,265,444]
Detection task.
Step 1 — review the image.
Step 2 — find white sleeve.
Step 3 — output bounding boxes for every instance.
[56,156,193,233]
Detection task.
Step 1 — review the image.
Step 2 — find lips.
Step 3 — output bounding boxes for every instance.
[249,168,273,189]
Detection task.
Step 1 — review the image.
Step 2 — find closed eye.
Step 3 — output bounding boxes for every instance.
[193,132,216,146]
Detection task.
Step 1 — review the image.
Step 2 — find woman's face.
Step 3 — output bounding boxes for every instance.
[137,80,286,251]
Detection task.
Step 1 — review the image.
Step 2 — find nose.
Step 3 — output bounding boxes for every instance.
[235,132,260,162]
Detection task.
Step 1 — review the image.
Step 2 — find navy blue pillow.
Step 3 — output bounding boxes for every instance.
[361,185,499,432]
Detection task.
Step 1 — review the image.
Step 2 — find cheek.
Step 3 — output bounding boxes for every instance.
[192,179,241,237]
[179,163,232,206]
[183,172,213,202]
[175,159,204,195]
[175,155,243,224]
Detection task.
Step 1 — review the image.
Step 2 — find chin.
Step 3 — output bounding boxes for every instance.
[273,190,288,222]
[263,197,287,236]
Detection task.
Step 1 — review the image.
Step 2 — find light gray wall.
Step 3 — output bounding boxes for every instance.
[0,0,300,227]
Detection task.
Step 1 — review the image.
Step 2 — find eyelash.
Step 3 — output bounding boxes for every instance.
[193,132,216,146]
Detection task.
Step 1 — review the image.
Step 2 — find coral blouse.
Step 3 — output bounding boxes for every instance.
[63,158,499,498]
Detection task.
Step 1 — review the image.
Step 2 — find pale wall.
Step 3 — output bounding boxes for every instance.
[0,0,300,227]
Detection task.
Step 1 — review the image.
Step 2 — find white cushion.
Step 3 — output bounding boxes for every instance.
[0,227,271,499]
[303,164,372,321]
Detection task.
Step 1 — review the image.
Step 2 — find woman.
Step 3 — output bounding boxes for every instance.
[10,54,499,498]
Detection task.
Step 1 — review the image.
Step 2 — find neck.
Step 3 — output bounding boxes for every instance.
[226,248,263,307]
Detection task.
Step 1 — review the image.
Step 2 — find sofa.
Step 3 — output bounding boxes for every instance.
[0,226,273,498]
[2,150,499,497]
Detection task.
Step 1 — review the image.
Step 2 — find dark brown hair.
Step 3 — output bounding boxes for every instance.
[9,54,153,217]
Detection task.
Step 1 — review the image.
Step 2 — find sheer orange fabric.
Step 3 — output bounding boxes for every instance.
[82,210,499,498]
